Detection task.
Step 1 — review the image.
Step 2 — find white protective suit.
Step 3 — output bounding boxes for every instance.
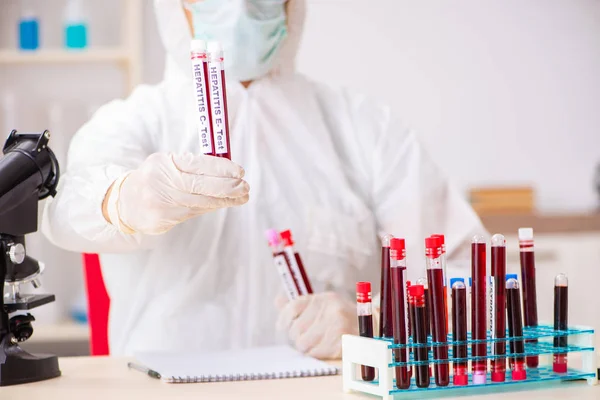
[42,0,485,355]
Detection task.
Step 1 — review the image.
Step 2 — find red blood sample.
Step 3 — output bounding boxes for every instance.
[553,274,568,373]
[280,230,313,295]
[190,40,215,156]
[266,229,299,299]
[506,278,526,381]
[409,285,430,388]
[425,237,449,387]
[431,234,449,331]
[379,235,394,338]
[518,228,538,368]
[390,238,410,389]
[207,41,231,160]
[356,282,375,381]
[491,234,507,382]
[451,279,468,386]
[471,235,487,385]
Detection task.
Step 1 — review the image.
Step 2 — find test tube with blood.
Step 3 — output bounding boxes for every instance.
[425,236,449,387]
[207,41,232,160]
[356,282,375,381]
[451,278,468,386]
[553,274,569,373]
[409,284,430,388]
[390,238,410,389]
[471,235,488,385]
[490,234,507,382]
[519,228,539,368]
[190,39,214,156]
[507,278,527,381]
[280,230,312,295]
[265,229,299,300]
[379,235,394,338]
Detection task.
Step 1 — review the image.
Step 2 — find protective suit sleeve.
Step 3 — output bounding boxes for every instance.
[344,92,487,280]
[42,84,165,253]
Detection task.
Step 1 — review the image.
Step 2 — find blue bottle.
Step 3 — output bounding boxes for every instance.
[64,0,88,50]
[18,1,39,51]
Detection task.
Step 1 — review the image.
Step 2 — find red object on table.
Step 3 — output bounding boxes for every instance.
[82,253,110,356]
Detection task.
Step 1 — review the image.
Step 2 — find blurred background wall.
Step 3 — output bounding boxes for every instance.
[0,0,599,352]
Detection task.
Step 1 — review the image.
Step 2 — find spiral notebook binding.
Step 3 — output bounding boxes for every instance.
[165,367,338,383]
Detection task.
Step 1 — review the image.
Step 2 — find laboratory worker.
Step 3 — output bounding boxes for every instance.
[43,0,485,359]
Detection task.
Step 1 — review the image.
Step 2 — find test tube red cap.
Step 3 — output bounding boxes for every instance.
[280,230,294,246]
[511,369,527,381]
[431,234,445,245]
[425,236,442,258]
[408,284,424,298]
[491,371,506,382]
[356,282,371,303]
[453,374,468,386]
[390,238,405,251]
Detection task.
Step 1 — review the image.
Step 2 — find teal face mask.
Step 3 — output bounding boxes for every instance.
[185,0,288,82]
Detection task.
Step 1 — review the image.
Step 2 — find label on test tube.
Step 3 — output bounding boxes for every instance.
[208,55,229,156]
[190,41,214,155]
[273,254,299,300]
[284,247,308,295]
[489,276,495,354]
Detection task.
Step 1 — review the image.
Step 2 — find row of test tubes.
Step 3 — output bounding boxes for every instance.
[356,228,569,389]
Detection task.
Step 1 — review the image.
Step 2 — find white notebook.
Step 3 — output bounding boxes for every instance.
[132,345,339,383]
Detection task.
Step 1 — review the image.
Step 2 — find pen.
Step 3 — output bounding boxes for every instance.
[127,362,161,379]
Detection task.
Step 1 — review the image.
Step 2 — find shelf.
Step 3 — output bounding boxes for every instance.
[0,48,131,65]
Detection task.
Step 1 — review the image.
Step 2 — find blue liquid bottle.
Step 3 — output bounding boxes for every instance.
[18,0,39,51]
[64,0,88,50]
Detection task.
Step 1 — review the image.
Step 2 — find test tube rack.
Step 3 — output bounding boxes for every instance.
[342,324,597,400]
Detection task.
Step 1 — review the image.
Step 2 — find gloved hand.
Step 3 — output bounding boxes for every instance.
[276,292,358,360]
[105,153,249,235]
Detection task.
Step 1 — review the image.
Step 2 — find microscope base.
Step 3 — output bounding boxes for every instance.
[0,335,61,386]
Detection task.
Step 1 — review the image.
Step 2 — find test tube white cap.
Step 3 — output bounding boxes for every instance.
[518,227,534,240]
[491,233,506,247]
[555,273,568,287]
[472,234,486,244]
[190,39,207,52]
[381,233,394,247]
[207,41,223,54]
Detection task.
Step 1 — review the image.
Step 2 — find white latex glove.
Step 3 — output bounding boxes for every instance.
[106,153,249,235]
[276,292,358,360]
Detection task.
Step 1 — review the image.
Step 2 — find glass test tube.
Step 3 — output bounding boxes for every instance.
[490,234,507,382]
[406,280,413,379]
[431,234,449,331]
[506,278,526,381]
[409,285,430,388]
[451,278,468,386]
[379,234,394,338]
[553,273,568,373]
[425,236,449,387]
[505,274,518,371]
[518,228,538,368]
[207,41,232,160]
[390,238,410,389]
[471,235,487,385]
[265,229,299,300]
[416,276,432,379]
[280,230,311,295]
[356,282,375,381]
[190,40,215,156]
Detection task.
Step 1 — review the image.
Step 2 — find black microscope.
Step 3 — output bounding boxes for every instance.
[0,130,61,386]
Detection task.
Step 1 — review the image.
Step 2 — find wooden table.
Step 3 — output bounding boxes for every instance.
[4,357,600,400]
